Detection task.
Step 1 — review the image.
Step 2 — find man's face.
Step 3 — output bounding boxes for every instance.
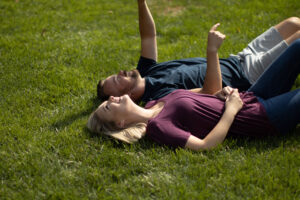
[102,69,140,98]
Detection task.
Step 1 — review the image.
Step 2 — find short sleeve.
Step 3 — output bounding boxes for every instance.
[137,56,157,77]
[146,120,191,148]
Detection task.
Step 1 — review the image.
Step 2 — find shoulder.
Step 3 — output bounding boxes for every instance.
[146,119,190,148]
[137,56,157,76]
[147,119,166,133]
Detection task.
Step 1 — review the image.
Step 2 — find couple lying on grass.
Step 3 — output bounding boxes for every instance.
[88,0,300,151]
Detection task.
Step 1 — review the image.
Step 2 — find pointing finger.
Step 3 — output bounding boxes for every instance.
[210,23,220,32]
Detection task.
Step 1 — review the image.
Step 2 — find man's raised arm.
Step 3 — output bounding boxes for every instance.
[202,23,225,94]
[190,23,226,95]
[138,0,157,61]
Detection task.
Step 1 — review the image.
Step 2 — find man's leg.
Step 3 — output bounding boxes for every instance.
[248,39,300,99]
[248,39,300,134]
[285,30,300,45]
[238,17,300,84]
[274,17,300,44]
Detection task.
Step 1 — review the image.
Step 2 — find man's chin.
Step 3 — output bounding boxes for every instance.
[130,69,140,78]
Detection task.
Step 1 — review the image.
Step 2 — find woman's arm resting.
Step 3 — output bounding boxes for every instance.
[185,108,236,150]
[185,89,243,151]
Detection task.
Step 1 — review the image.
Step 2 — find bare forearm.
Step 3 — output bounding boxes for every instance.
[185,90,242,151]
[189,51,221,94]
[202,23,225,95]
[185,108,236,151]
[202,108,236,149]
[202,50,222,94]
[138,0,156,38]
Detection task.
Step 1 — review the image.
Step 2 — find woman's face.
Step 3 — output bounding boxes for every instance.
[95,94,133,127]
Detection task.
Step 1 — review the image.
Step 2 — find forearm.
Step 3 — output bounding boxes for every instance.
[202,23,225,94]
[202,50,222,94]
[186,89,242,151]
[189,52,222,94]
[138,0,156,38]
[185,108,236,151]
[202,108,236,149]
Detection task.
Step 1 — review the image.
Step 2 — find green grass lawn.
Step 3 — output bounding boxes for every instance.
[1,0,299,199]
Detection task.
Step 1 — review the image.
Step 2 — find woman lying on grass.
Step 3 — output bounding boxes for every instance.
[87,24,300,151]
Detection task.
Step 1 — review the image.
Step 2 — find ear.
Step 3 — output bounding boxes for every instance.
[116,119,125,129]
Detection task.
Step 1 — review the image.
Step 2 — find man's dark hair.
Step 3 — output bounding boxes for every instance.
[97,80,109,101]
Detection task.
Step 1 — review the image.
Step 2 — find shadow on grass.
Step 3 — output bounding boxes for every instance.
[50,97,101,130]
[86,126,164,151]
[225,126,300,152]
[83,123,168,151]
[85,122,300,153]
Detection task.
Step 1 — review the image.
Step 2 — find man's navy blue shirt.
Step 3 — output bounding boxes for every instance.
[137,56,251,103]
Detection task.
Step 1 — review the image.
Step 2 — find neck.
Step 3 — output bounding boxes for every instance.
[126,101,164,125]
[131,78,145,102]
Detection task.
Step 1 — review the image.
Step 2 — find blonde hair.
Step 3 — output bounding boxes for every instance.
[87,111,146,144]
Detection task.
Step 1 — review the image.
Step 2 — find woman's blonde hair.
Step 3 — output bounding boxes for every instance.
[87,111,146,144]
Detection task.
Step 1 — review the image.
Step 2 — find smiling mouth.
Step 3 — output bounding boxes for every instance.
[113,96,122,103]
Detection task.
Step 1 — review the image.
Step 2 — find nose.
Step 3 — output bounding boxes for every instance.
[108,96,115,102]
[108,96,120,103]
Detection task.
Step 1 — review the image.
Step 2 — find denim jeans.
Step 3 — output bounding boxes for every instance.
[248,39,300,133]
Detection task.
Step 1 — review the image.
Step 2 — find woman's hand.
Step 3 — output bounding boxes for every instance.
[225,88,243,115]
[215,86,233,100]
[207,23,226,53]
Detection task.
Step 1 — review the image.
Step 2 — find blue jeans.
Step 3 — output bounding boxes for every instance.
[248,39,300,134]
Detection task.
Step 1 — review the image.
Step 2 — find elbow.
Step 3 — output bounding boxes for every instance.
[200,140,221,151]
[191,143,212,151]
[199,141,211,150]
[201,88,219,95]
[141,32,156,39]
[185,136,210,151]
[206,90,217,95]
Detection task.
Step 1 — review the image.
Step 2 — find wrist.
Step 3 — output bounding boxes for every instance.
[224,107,239,116]
[207,48,218,54]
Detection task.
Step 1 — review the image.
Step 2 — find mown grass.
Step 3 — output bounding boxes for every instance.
[0,0,299,199]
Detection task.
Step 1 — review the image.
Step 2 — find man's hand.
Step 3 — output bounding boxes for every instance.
[207,23,226,53]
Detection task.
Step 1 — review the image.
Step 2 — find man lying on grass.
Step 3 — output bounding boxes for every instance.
[89,18,300,151]
[97,0,300,104]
